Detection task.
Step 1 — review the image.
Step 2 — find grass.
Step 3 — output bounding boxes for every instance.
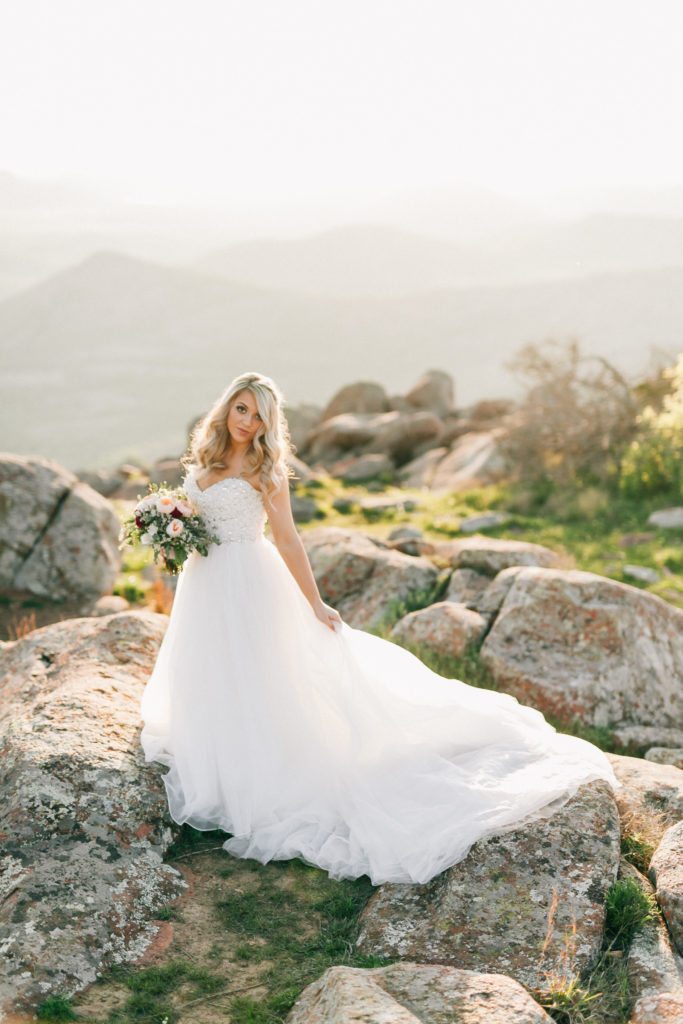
[72,837,385,1024]
[215,857,387,1022]
[531,877,657,1024]
[111,474,683,616]
[620,833,656,875]
[36,996,78,1021]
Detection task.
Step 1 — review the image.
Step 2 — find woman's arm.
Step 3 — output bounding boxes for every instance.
[265,480,342,632]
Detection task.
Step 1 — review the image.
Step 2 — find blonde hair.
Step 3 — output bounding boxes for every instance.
[184,372,294,498]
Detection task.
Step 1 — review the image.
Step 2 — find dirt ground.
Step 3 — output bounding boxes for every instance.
[70,847,310,1024]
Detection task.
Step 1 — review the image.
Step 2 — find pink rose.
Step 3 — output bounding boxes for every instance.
[166,519,184,537]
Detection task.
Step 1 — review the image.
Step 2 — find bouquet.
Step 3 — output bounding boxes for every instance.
[121,483,219,574]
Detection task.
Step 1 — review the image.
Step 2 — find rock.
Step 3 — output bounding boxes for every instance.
[648,507,683,529]
[286,963,553,1023]
[76,468,126,497]
[387,538,437,557]
[0,612,185,1015]
[284,402,323,452]
[88,594,130,616]
[608,754,683,845]
[321,381,389,421]
[612,726,683,757]
[338,453,394,482]
[405,370,455,418]
[623,862,683,1024]
[387,525,431,558]
[397,447,449,489]
[111,473,152,500]
[302,527,438,630]
[480,568,683,731]
[290,495,321,523]
[359,495,418,516]
[430,431,507,491]
[459,512,509,533]
[148,458,184,487]
[448,538,564,576]
[624,564,661,584]
[389,526,424,542]
[650,822,683,956]
[476,566,526,618]
[465,398,516,425]
[391,602,487,659]
[368,411,444,463]
[357,781,620,989]
[306,413,378,458]
[331,495,358,514]
[630,990,683,1023]
[0,454,121,602]
[287,453,318,485]
[446,568,492,610]
[645,748,683,771]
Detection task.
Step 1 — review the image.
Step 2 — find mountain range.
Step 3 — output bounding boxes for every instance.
[2,246,681,470]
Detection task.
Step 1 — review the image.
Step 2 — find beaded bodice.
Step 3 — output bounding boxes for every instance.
[184,471,267,544]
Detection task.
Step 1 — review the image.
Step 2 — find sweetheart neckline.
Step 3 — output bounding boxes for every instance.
[189,475,263,500]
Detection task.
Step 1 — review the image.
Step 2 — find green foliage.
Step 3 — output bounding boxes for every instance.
[101,958,224,1023]
[534,972,603,1024]
[532,876,656,1023]
[164,823,226,859]
[370,579,449,634]
[544,717,617,754]
[621,833,656,874]
[382,634,499,692]
[214,859,387,1022]
[604,877,657,950]
[36,996,78,1021]
[114,576,147,604]
[156,905,184,922]
[620,354,683,499]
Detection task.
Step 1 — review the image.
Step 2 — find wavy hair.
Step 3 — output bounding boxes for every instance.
[183,372,294,498]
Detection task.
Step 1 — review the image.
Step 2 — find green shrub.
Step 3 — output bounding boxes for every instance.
[36,996,77,1021]
[620,354,683,499]
[604,876,657,950]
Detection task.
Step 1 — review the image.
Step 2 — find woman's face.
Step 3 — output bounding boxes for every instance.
[227,390,264,447]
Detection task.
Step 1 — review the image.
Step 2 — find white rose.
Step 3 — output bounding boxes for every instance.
[156,494,177,515]
[140,532,152,545]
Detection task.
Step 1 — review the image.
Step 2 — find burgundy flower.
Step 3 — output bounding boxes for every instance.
[135,515,144,527]
[171,508,184,519]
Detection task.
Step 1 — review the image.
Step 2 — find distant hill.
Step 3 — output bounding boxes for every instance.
[1,250,681,469]
[198,218,683,296]
[197,224,487,295]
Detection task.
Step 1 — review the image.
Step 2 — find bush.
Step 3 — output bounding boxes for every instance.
[502,339,639,490]
[620,353,683,499]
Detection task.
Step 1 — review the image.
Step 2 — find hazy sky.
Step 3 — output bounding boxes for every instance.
[2,0,682,208]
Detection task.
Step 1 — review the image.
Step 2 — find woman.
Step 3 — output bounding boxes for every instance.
[140,371,617,885]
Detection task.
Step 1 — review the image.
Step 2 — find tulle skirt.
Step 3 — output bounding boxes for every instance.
[140,535,617,884]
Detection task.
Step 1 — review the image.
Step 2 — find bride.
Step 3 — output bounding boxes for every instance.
[140,371,617,885]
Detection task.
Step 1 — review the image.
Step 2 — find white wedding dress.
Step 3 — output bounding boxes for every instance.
[140,469,617,885]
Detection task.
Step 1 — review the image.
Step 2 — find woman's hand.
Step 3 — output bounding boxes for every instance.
[313,600,343,632]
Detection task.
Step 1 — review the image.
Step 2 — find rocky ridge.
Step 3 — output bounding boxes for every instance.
[1,434,682,1019]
